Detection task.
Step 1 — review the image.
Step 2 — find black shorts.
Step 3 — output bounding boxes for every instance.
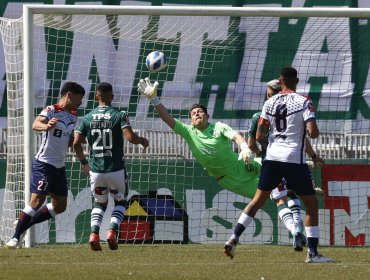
[258,160,315,196]
[31,159,68,196]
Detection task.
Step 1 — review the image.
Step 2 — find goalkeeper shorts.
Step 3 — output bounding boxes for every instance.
[217,159,261,199]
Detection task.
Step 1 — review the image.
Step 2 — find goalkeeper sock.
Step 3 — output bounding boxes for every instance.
[91,203,107,234]
[278,204,297,234]
[13,205,35,240]
[109,205,125,231]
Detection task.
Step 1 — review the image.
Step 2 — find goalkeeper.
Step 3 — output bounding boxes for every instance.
[138,78,326,251]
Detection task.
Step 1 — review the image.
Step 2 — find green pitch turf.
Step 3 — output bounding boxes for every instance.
[1,244,369,280]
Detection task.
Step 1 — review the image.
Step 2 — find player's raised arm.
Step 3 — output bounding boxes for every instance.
[138,77,176,129]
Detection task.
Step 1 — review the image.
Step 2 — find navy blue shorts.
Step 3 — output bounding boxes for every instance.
[31,159,68,196]
[258,160,315,196]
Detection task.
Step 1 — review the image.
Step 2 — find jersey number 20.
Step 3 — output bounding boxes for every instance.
[91,129,113,150]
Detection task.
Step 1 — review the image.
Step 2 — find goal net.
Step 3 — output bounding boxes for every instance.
[0,5,369,247]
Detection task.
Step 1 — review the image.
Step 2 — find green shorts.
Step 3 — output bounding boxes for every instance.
[217,159,261,199]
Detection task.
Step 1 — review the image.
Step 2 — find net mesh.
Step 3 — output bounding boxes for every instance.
[0,9,369,246]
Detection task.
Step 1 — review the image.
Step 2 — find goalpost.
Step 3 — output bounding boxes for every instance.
[0,4,370,248]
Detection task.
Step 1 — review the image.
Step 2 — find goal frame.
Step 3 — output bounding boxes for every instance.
[21,4,370,247]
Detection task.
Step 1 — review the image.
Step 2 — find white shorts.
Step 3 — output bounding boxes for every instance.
[89,169,129,203]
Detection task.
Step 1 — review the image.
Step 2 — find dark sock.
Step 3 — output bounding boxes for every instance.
[28,205,53,227]
[233,223,246,242]
[13,212,32,240]
[307,237,318,255]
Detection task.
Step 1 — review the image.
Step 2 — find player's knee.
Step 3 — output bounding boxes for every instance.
[53,203,67,214]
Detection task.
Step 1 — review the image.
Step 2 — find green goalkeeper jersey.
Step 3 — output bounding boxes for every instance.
[76,106,131,173]
[173,119,241,177]
[173,119,260,198]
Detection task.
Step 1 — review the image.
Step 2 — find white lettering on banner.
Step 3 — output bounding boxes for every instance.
[187,189,273,244]
[186,189,207,243]
[160,5,231,110]
[334,209,370,246]
[63,11,149,108]
[292,13,354,110]
[225,4,281,111]
[328,181,370,245]
[328,181,370,221]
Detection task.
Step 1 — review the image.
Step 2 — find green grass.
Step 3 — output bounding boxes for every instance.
[0,244,369,280]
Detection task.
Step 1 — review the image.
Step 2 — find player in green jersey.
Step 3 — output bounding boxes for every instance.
[74,82,149,251]
[138,77,257,198]
[137,77,310,252]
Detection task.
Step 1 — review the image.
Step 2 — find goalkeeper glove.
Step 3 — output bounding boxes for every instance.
[137,77,160,106]
[238,142,255,164]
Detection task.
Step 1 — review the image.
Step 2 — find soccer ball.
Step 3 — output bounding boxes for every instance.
[146,51,167,72]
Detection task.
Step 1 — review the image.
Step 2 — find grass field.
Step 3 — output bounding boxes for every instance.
[1,244,369,280]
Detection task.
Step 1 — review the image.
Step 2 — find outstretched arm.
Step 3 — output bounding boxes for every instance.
[138,77,176,129]
[153,103,176,129]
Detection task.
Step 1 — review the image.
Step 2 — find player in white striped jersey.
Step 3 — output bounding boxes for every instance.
[224,67,332,263]
[6,82,85,249]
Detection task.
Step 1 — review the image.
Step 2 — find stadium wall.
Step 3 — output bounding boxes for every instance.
[1,159,370,246]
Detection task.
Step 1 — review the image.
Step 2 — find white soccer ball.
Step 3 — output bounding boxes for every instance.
[146,51,167,72]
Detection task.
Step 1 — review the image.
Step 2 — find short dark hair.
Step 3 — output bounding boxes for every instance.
[96,82,113,95]
[189,104,208,117]
[60,81,85,97]
[280,66,298,80]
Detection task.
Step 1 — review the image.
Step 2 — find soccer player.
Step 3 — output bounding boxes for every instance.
[137,77,305,251]
[73,82,149,251]
[6,81,86,249]
[224,67,332,263]
[248,79,325,232]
